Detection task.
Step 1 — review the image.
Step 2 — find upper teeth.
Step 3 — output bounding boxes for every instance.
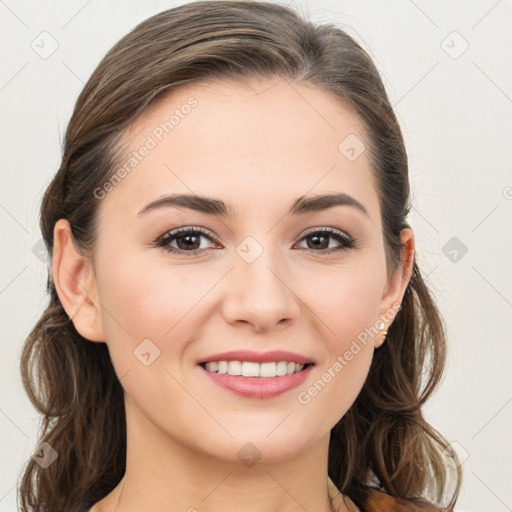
[204,361,306,377]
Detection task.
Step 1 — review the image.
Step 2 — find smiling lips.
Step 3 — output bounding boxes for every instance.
[197,349,315,399]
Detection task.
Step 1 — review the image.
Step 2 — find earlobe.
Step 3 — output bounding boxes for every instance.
[52,219,105,342]
[375,227,415,348]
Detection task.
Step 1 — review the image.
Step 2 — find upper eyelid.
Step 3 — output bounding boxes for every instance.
[300,226,348,237]
[159,225,350,240]
[163,226,221,243]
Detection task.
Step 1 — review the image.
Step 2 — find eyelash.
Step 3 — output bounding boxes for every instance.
[153,226,358,256]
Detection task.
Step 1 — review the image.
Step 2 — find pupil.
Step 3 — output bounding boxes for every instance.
[179,235,200,250]
[309,234,328,250]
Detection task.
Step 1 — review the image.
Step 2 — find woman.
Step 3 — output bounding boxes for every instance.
[18,1,462,511]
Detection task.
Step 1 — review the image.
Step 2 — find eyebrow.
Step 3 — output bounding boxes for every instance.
[137,192,369,218]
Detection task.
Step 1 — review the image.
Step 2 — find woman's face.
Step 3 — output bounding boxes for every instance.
[75,78,412,465]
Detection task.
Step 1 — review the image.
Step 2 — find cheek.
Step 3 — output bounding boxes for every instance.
[94,258,171,371]
[302,263,383,340]
[97,253,189,336]
[293,268,380,425]
[94,263,194,413]
[297,339,374,435]
[95,253,215,380]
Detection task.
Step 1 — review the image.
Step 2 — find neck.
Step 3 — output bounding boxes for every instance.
[101,397,345,512]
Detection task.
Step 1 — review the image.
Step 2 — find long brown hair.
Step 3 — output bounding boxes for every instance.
[18,1,461,510]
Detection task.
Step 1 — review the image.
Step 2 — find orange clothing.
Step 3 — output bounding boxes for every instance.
[328,477,444,512]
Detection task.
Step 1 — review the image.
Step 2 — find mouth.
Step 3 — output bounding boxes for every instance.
[195,349,315,398]
[198,361,314,378]
[198,361,315,399]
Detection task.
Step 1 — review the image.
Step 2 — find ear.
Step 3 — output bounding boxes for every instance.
[374,227,415,348]
[52,219,105,342]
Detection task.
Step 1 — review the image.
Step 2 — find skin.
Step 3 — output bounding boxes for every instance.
[52,77,414,512]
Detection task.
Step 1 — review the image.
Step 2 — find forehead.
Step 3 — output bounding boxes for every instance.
[98,77,379,224]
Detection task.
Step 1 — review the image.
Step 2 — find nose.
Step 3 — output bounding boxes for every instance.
[221,247,300,333]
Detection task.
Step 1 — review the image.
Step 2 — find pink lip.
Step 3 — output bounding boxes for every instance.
[199,363,314,399]
[197,349,314,365]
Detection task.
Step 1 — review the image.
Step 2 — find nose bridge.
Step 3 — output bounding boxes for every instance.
[222,234,299,330]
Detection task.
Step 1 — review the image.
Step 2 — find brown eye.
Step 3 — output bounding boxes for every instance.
[175,233,201,251]
[305,233,330,250]
[296,228,354,254]
[155,227,220,254]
